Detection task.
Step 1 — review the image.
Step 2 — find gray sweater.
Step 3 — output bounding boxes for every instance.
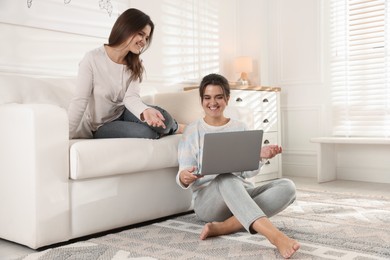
[68,45,149,138]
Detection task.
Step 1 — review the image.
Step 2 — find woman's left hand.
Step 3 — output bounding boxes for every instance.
[142,108,166,128]
[260,145,282,160]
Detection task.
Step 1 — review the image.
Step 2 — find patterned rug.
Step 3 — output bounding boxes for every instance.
[19,189,390,260]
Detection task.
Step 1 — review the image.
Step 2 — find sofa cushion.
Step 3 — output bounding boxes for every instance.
[69,135,181,180]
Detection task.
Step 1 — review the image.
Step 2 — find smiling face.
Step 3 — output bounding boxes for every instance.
[202,84,230,124]
[126,25,151,54]
[107,8,154,57]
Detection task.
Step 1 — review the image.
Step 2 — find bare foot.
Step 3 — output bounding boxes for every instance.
[252,217,300,259]
[175,123,186,134]
[200,216,244,240]
[272,232,300,259]
[200,222,217,240]
[200,222,231,240]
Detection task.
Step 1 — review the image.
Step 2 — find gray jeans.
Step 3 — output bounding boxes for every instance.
[194,174,296,233]
[93,105,178,139]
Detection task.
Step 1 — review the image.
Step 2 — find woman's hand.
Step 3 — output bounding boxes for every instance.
[261,145,282,160]
[142,108,166,128]
[179,166,203,187]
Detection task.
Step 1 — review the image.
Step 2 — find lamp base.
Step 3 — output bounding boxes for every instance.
[236,72,250,86]
[236,78,249,86]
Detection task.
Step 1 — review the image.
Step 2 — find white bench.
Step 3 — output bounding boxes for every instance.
[310,137,390,183]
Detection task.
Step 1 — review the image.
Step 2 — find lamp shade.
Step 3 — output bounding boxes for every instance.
[234,56,253,73]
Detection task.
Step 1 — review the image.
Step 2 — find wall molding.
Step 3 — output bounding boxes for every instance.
[282,150,316,156]
[276,0,324,86]
[281,105,323,151]
[280,105,322,179]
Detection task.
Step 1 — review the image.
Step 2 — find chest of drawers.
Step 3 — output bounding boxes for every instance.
[229,86,282,183]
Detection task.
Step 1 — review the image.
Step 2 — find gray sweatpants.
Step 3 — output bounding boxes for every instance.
[194,174,296,233]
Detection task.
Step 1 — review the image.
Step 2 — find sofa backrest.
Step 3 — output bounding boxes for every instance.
[152,89,204,125]
[0,74,76,109]
[0,74,253,128]
[0,74,161,110]
[152,89,254,129]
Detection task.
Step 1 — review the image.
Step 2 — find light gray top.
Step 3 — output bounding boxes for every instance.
[68,45,148,138]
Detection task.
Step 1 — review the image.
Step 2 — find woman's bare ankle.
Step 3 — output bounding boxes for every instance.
[175,123,186,134]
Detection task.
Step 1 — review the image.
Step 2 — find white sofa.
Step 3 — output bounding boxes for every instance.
[0,74,252,249]
[0,74,204,249]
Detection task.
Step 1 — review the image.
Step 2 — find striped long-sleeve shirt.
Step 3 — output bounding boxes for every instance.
[176,118,263,198]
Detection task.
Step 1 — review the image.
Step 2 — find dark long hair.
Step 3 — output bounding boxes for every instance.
[199,73,231,102]
[107,8,154,82]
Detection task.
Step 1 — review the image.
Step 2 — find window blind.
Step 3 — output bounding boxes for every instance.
[330,0,390,137]
[161,0,220,83]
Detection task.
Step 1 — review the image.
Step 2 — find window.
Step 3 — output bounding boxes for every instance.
[161,0,220,83]
[330,0,390,137]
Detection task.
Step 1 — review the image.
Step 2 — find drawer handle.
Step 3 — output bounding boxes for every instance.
[262,98,269,103]
[236,97,243,102]
[262,159,271,165]
[263,119,269,123]
[264,139,270,144]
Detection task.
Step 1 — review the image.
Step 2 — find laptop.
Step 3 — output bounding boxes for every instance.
[197,130,263,175]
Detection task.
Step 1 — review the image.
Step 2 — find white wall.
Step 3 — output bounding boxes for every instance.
[0,0,239,92]
[247,0,390,184]
[235,0,268,86]
[266,0,324,179]
[0,0,126,76]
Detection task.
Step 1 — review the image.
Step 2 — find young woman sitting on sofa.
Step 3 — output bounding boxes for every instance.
[176,73,300,259]
[68,8,185,139]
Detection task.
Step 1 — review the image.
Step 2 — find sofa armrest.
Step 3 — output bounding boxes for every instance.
[0,104,70,248]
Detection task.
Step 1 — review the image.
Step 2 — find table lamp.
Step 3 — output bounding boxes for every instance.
[234,56,253,86]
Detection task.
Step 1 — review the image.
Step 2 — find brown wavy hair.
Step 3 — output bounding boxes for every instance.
[199,73,231,102]
[107,8,154,82]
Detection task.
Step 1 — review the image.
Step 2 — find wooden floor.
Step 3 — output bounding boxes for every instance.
[1,176,390,260]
